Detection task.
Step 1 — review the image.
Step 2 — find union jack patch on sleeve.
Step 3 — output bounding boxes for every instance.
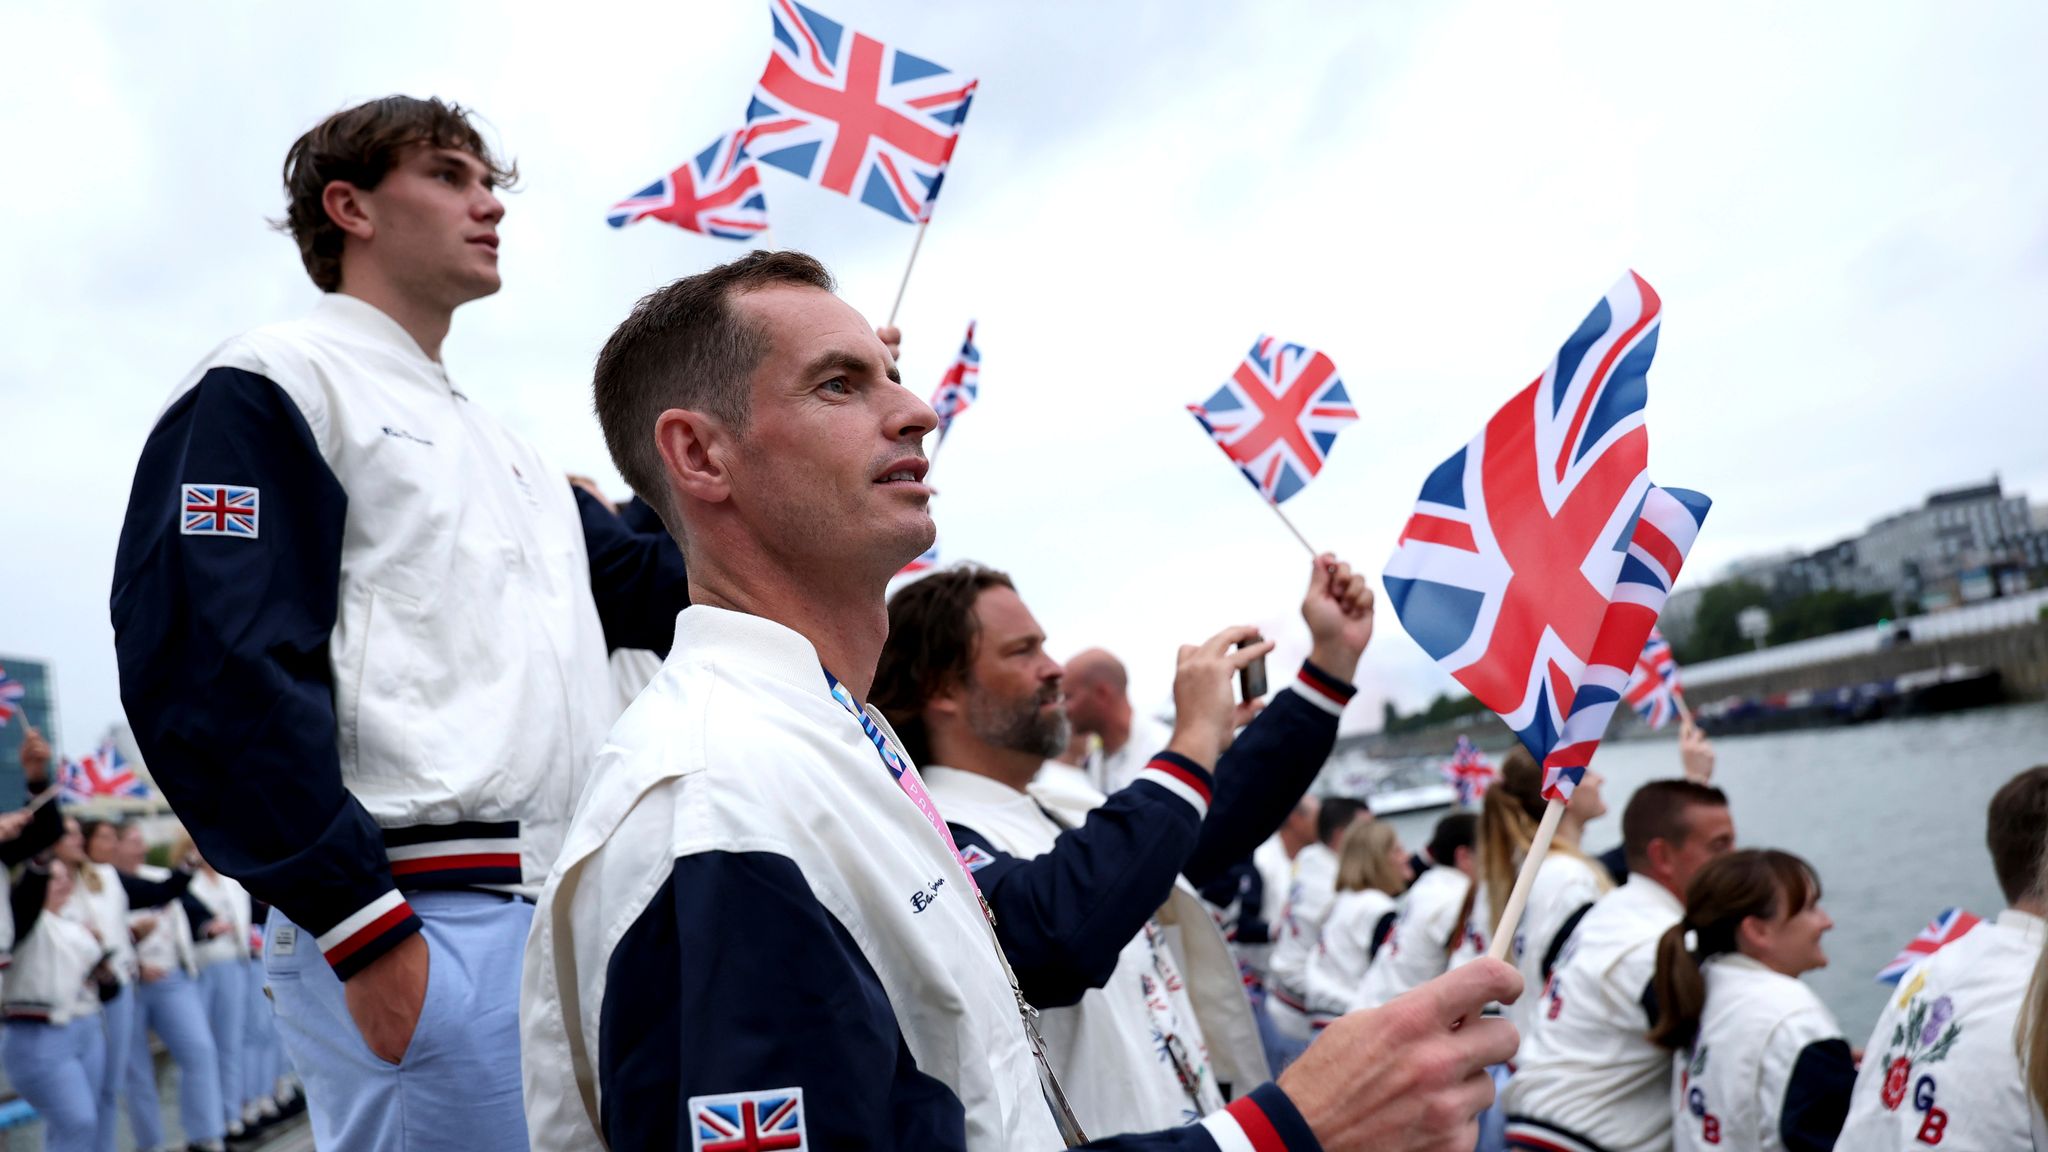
[957,843,997,873]
[690,1087,805,1151]
[181,484,259,538]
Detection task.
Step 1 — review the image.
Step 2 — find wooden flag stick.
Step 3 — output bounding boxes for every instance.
[1487,797,1566,963]
[1674,692,1694,728]
[885,219,931,329]
[1265,498,1320,560]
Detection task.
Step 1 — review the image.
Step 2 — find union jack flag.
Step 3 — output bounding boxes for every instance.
[181,484,259,538]
[1442,736,1496,807]
[929,320,979,444]
[896,540,939,580]
[743,0,977,223]
[1623,627,1686,730]
[1189,336,1357,504]
[689,1087,806,1151]
[607,130,770,241]
[58,742,149,805]
[1875,907,1982,985]
[1383,273,1711,803]
[0,666,24,727]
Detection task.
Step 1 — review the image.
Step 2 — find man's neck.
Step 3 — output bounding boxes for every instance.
[927,732,1042,794]
[688,553,890,704]
[338,281,454,363]
[1555,809,1587,851]
[2014,896,2047,920]
[1098,706,1133,756]
[1280,831,1311,858]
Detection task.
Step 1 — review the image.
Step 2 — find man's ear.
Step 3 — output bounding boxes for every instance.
[656,408,732,507]
[321,180,375,242]
[1644,837,1676,881]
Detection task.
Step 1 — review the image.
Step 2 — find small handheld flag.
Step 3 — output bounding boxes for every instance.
[929,321,980,447]
[0,665,24,727]
[1623,627,1687,730]
[58,741,150,805]
[1189,336,1357,505]
[1875,908,1981,985]
[608,130,770,241]
[744,0,977,225]
[1383,272,1709,962]
[1443,736,1496,807]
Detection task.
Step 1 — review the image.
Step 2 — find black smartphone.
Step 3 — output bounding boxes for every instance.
[1237,641,1268,701]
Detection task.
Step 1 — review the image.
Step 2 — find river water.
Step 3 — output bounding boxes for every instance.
[1375,702,2048,1044]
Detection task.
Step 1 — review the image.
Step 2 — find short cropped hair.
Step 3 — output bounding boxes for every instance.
[1317,797,1371,847]
[1428,812,1478,867]
[278,96,517,292]
[872,564,1016,767]
[591,250,836,533]
[1622,779,1730,873]
[1987,765,2048,904]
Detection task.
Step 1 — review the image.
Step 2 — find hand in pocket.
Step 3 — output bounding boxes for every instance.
[345,931,430,1065]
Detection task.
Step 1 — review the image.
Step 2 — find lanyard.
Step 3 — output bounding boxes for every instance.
[824,669,1089,1146]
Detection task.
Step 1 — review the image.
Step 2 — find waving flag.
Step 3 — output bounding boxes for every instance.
[1384,272,1710,803]
[743,0,977,223]
[929,321,980,443]
[1442,736,1496,807]
[1876,908,1982,984]
[59,742,150,805]
[0,665,24,727]
[1623,628,1686,729]
[1189,336,1357,504]
[607,130,770,241]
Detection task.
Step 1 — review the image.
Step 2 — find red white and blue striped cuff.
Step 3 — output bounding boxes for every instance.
[1504,1119,1605,1152]
[383,820,524,889]
[1138,752,1215,819]
[1200,1082,1322,1152]
[316,889,421,980]
[1290,661,1356,718]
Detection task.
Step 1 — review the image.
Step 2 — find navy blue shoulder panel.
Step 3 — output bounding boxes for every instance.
[600,850,969,1151]
[110,367,401,949]
[573,486,690,656]
[1183,672,1344,889]
[1778,1037,1854,1152]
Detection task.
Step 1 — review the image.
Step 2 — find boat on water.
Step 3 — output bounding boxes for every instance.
[1694,663,2004,737]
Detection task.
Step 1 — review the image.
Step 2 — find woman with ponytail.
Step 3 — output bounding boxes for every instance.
[1453,746,1612,1032]
[1651,849,1852,1151]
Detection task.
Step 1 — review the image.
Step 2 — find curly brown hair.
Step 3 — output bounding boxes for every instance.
[276,96,518,292]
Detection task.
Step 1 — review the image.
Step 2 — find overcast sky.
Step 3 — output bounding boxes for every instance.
[4,1,2046,754]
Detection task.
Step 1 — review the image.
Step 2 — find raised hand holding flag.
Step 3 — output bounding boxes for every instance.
[1189,336,1356,556]
[1383,271,1710,959]
[607,130,770,241]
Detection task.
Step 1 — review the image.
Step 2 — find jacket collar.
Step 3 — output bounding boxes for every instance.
[309,292,446,375]
[923,765,1035,805]
[1623,872,1685,918]
[665,604,839,707]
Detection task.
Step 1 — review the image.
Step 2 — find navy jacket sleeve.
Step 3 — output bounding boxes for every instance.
[601,849,1321,1152]
[116,867,194,909]
[573,487,689,656]
[1779,1038,1855,1151]
[0,796,63,867]
[110,367,417,979]
[1182,662,1355,889]
[949,752,1214,1009]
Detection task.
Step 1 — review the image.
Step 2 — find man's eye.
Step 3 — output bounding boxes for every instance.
[820,376,851,395]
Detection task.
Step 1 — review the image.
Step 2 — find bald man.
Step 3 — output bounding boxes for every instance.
[1064,649,1175,795]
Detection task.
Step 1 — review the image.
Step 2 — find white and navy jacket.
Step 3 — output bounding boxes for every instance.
[1670,954,1853,1152]
[1838,908,2045,1151]
[1304,886,1398,1023]
[3,872,104,1025]
[1266,840,1338,1034]
[1356,863,1471,1010]
[1503,874,1685,1152]
[0,794,64,970]
[1451,854,1611,1035]
[130,863,201,978]
[111,293,686,980]
[188,869,252,970]
[521,606,1320,1152]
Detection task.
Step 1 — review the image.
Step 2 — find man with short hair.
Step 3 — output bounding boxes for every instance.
[1066,648,1178,795]
[1837,764,2048,1150]
[1503,780,1736,1152]
[111,96,687,1150]
[522,250,1522,1152]
[871,556,1373,1134]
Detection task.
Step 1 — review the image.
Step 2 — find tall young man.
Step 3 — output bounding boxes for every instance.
[523,249,1521,1152]
[870,556,1373,1136]
[111,96,685,1150]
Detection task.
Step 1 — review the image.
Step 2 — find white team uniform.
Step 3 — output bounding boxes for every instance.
[1452,855,1610,1033]
[1265,841,1338,1039]
[1088,714,1174,796]
[1503,874,1684,1152]
[132,864,199,978]
[1356,864,1472,1010]
[926,766,1227,1133]
[1303,886,1397,1021]
[1838,908,2045,1151]
[1669,954,1850,1152]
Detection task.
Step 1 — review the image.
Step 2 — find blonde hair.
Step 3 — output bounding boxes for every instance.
[1477,746,1611,931]
[66,817,104,894]
[1336,820,1406,897]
